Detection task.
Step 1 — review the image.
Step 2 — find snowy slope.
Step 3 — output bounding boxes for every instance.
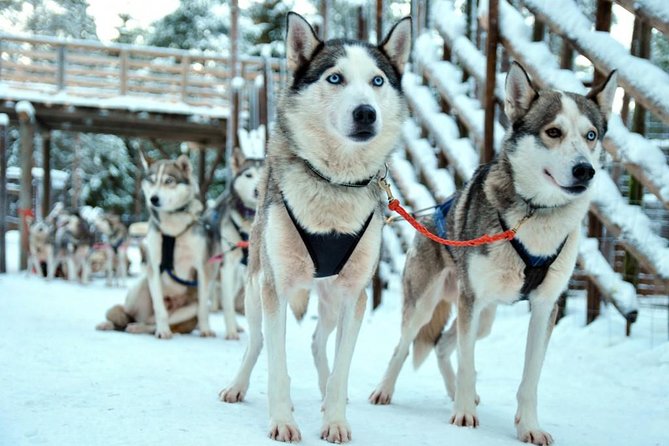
[0,267,667,445]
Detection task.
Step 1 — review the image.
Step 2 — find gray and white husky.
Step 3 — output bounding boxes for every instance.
[96,154,214,338]
[370,63,617,445]
[208,148,264,339]
[219,12,411,443]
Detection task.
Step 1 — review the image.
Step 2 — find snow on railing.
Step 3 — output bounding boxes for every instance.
[577,236,639,319]
[614,0,669,36]
[498,0,669,207]
[401,120,456,202]
[414,33,506,153]
[523,0,669,126]
[402,72,479,181]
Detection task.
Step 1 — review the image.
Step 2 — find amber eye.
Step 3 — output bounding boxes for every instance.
[545,127,562,138]
[586,130,597,141]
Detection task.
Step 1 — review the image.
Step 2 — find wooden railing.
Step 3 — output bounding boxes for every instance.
[0,33,285,111]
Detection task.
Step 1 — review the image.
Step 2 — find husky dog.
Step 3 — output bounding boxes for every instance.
[91,212,129,286]
[27,217,55,278]
[219,12,411,443]
[96,154,214,338]
[208,148,264,339]
[369,63,617,445]
[53,209,93,283]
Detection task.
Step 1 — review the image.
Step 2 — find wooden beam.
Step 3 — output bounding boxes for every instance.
[41,130,51,218]
[376,0,383,44]
[17,103,35,271]
[593,0,613,85]
[482,0,499,164]
[586,212,602,324]
[0,114,8,273]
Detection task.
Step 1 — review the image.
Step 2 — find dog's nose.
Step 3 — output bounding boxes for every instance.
[150,195,160,206]
[352,105,376,125]
[572,163,595,182]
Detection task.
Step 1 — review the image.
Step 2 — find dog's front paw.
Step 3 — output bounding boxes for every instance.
[321,420,351,444]
[219,382,248,403]
[450,409,479,428]
[155,328,173,339]
[516,417,553,445]
[224,331,240,340]
[268,419,301,443]
[200,329,216,337]
[95,321,114,331]
[368,386,393,405]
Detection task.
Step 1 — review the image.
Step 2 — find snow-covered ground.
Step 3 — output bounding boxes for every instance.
[1,231,667,446]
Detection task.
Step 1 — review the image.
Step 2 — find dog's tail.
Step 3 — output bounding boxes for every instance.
[289,289,310,322]
[412,300,452,369]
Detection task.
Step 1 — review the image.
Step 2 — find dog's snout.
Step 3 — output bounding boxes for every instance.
[150,195,160,206]
[352,105,376,125]
[572,163,595,182]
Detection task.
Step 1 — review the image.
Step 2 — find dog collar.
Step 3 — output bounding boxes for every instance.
[232,193,256,220]
[302,158,376,188]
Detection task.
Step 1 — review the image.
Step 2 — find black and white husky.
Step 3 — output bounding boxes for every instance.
[370,63,617,445]
[219,12,411,443]
[208,148,264,339]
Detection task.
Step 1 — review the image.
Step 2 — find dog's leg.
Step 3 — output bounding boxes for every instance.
[313,283,339,400]
[221,254,240,339]
[105,247,113,286]
[196,261,215,337]
[220,272,263,403]
[370,270,448,405]
[81,254,91,284]
[264,279,301,442]
[146,262,171,339]
[451,294,481,428]
[437,305,496,403]
[209,267,221,312]
[321,290,366,444]
[66,255,76,281]
[46,249,55,281]
[515,298,558,445]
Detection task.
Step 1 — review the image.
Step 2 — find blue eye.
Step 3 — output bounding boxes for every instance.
[326,73,342,84]
[372,75,384,87]
[586,130,597,141]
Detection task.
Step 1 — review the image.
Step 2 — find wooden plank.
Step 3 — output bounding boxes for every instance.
[614,0,669,36]
[482,0,499,163]
[0,114,7,273]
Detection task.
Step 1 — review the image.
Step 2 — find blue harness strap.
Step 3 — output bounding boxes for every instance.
[160,234,198,287]
[283,198,374,278]
[433,196,457,239]
[498,215,567,297]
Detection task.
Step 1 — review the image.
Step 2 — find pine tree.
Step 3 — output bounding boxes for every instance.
[245,0,292,55]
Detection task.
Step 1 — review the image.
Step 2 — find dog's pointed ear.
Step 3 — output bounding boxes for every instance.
[504,62,538,122]
[140,150,152,172]
[230,146,246,176]
[380,16,412,74]
[176,154,192,176]
[587,70,617,121]
[286,12,321,72]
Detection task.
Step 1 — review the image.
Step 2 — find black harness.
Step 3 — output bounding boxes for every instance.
[155,205,199,288]
[433,197,567,297]
[230,217,250,266]
[282,159,378,278]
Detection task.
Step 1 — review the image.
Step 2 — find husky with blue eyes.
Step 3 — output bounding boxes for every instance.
[219,12,411,443]
[96,154,215,339]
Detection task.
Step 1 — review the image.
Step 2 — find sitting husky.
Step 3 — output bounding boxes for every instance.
[27,216,55,278]
[208,148,264,339]
[96,154,214,338]
[53,209,93,283]
[219,12,411,443]
[91,212,129,286]
[369,63,617,445]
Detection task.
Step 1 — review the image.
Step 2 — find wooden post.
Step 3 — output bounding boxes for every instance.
[532,20,545,42]
[623,20,650,289]
[560,39,574,70]
[321,0,329,40]
[586,212,602,324]
[71,133,82,209]
[258,74,268,136]
[199,148,206,202]
[56,45,66,91]
[41,129,51,219]
[17,102,35,271]
[231,0,240,78]
[482,0,499,164]
[119,50,128,95]
[181,56,190,102]
[0,114,8,273]
[376,0,383,44]
[133,142,143,220]
[357,6,366,40]
[593,0,612,85]
[621,17,641,126]
[465,0,474,40]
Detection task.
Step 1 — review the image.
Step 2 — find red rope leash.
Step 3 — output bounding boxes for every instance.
[207,241,250,264]
[379,177,529,248]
